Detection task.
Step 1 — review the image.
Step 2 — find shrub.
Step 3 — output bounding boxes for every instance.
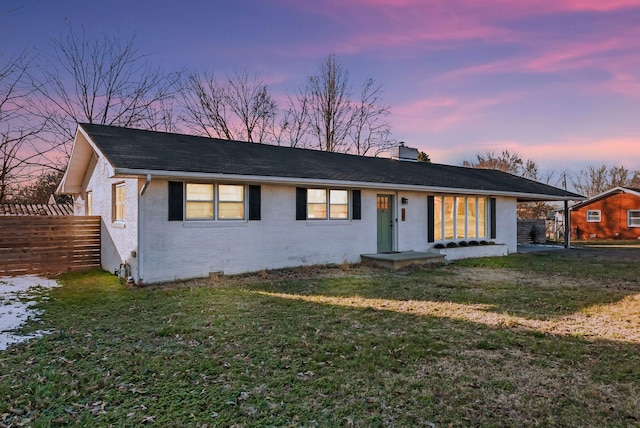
[446,242,459,248]
[480,240,489,245]
[458,241,469,247]
[469,240,480,246]
[488,241,496,245]
[434,243,445,249]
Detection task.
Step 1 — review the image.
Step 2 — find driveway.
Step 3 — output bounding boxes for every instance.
[517,243,567,253]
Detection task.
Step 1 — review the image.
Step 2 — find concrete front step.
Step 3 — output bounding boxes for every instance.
[360,251,445,270]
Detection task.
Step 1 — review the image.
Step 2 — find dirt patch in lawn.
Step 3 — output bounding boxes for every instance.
[148,263,387,289]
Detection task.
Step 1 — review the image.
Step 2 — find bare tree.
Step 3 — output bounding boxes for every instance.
[31,26,179,157]
[571,164,640,197]
[288,53,393,155]
[179,69,277,143]
[179,70,232,139]
[274,89,311,148]
[305,54,354,152]
[11,169,70,204]
[226,70,276,143]
[572,165,610,197]
[0,50,49,203]
[608,165,630,188]
[463,150,555,219]
[463,150,527,176]
[350,78,393,156]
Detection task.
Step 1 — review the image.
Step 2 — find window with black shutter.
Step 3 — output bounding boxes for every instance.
[248,185,261,220]
[168,181,184,221]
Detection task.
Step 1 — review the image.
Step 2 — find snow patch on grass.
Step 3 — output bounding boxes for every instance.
[0,275,60,351]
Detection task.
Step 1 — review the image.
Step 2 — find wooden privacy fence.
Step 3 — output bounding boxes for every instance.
[0,216,101,276]
[517,219,546,244]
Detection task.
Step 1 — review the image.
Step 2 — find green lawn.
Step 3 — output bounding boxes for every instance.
[1,249,639,427]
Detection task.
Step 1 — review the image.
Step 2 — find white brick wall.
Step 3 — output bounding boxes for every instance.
[76,157,139,277]
[139,182,378,283]
[75,162,518,283]
[135,181,518,283]
[396,191,429,252]
[495,196,517,253]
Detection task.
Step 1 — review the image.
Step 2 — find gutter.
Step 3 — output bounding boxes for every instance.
[114,168,584,202]
[137,174,151,284]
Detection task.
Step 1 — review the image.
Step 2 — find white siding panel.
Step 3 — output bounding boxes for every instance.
[496,196,517,253]
[396,191,429,252]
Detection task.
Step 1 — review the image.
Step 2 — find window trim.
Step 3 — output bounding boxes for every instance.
[217,184,246,221]
[185,183,215,220]
[433,195,489,242]
[184,182,247,222]
[113,182,125,222]
[628,210,640,227]
[586,210,601,223]
[306,188,350,220]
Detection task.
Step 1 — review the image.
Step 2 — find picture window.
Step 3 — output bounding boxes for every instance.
[433,196,488,241]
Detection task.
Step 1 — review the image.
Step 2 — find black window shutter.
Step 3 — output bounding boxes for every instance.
[248,185,261,220]
[296,187,307,220]
[490,197,497,239]
[168,181,184,221]
[427,195,435,242]
[352,190,361,220]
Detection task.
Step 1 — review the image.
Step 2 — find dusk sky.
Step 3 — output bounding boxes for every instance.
[2,0,639,182]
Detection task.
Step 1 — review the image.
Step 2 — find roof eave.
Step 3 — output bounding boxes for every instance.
[58,125,115,195]
[114,168,583,201]
[569,186,640,209]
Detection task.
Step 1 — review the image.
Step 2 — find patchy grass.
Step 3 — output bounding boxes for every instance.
[1,249,639,427]
[573,240,640,247]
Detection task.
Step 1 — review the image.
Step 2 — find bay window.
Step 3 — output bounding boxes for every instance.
[433,196,488,241]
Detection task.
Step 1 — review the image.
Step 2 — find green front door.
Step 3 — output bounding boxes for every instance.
[377,195,393,253]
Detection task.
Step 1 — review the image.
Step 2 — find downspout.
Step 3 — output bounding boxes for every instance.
[137,174,151,284]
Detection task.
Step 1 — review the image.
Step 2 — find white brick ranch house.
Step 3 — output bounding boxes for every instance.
[58,123,582,284]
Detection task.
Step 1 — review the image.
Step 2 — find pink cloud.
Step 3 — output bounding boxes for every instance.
[430,32,640,98]
[412,136,639,179]
[278,0,639,60]
[435,39,624,81]
[440,137,640,171]
[555,0,640,12]
[392,93,523,134]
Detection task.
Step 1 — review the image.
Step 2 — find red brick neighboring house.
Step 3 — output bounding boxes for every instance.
[570,187,640,240]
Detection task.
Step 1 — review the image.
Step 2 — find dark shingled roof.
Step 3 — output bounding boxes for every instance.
[0,203,73,216]
[79,123,583,200]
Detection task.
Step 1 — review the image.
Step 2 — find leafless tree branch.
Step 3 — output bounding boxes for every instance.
[178,69,277,143]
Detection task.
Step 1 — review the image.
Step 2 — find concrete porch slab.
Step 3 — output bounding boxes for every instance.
[360,251,445,270]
